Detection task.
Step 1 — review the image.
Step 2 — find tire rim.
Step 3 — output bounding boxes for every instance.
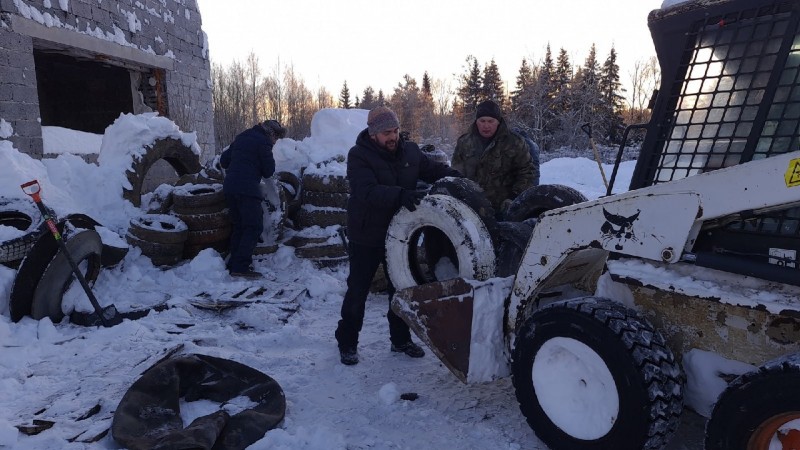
[532,337,619,440]
[748,413,800,450]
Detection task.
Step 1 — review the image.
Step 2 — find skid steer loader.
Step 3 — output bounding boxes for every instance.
[388,0,800,449]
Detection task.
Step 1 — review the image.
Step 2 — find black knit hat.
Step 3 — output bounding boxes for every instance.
[475,100,502,121]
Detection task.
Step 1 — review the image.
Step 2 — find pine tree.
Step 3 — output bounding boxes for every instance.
[422,72,433,98]
[390,74,422,140]
[419,71,436,140]
[511,58,534,112]
[457,55,483,121]
[361,86,377,110]
[339,81,351,109]
[599,46,626,143]
[482,59,505,108]
[377,89,385,106]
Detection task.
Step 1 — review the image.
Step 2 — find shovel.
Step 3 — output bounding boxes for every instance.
[21,180,121,327]
[581,123,610,192]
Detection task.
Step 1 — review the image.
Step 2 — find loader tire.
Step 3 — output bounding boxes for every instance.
[505,184,587,222]
[705,353,800,450]
[494,221,533,278]
[511,297,684,450]
[386,194,495,290]
[122,138,201,207]
[31,229,103,322]
[128,214,189,245]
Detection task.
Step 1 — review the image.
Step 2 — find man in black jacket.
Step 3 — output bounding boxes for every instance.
[335,106,460,365]
[220,120,285,278]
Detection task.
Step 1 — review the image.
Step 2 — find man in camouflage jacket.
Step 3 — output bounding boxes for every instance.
[452,100,534,216]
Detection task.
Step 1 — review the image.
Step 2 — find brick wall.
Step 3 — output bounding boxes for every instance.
[0,0,215,161]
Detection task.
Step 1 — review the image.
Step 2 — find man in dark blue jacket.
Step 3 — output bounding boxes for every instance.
[335,106,460,365]
[220,119,285,278]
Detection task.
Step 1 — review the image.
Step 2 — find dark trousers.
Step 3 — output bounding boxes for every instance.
[335,241,411,350]
[225,193,263,273]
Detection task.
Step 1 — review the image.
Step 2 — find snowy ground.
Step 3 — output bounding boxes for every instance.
[0,111,740,449]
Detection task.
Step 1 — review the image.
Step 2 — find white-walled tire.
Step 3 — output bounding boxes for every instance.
[511,297,684,450]
[386,194,495,290]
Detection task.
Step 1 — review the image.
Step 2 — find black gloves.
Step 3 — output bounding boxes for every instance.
[400,189,426,212]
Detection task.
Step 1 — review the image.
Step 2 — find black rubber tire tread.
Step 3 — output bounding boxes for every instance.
[0,197,44,264]
[494,221,534,278]
[126,233,184,260]
[60,213,128,268]
[302,191,349,209]
[31,229,103,322]
[294,243,348,259]
[511,297,684,450]
[705,353,800,450]
[296,208,347,229]
[174,209,231,231]
[284,235,332,248]
[505,184,587,223]
[172,184,225,209]
[128,215,189,245]
[171,200,226,215]
[123,138,201,207]
[186,226,232,245]
[276,171,302,202]
[302,173,350,193]
[429,177,497,234]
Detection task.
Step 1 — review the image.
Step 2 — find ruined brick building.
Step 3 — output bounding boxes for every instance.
[0,0,215,161]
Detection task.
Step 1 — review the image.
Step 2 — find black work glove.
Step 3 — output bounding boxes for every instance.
[399,189,426,212]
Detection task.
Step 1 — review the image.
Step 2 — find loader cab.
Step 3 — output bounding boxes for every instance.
[631,0,800,284]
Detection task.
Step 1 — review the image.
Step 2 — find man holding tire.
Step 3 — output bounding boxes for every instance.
[220,119,286,278]
[452,100,534,219]
[336,106,460,365]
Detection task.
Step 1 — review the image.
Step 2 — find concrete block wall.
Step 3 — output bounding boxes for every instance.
[0,0,215,161]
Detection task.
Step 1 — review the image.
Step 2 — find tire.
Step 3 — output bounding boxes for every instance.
[294,243,348,259]
[277,171,302,221]
[511,297,684,450]
[705,353,800,450]
[173,209,230,230]
[172,183,225,210]
[122,138,201,207]
[296,208,347,229]
[385,194,496,289]
[505,184,587,222]
[0,197,45,265]
[285,235,331,248]
[125,233,183,266]
[421,146,450,165]
[494,221,533,278]
[186,226,232,246]
[302,191,348,209]
[128,214,189,244]
[62,213,128,267]
[302,173,349,193]
[31,230,104,322]
[429,177,497,233]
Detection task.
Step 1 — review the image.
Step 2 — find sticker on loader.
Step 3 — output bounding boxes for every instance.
[785,158,800,187]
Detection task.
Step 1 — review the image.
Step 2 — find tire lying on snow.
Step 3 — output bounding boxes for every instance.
[0,197,45,266]
[386,194,495,290]
[511,297,684,450]
[505,184,587,223]
[705,353,800,450]
[31,229,104,322]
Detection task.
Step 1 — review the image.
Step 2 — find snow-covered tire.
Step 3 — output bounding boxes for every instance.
[186,226,232,246]
[0,197,44,265]
[296,208,347,228]
[31,229,103,322]
[62,213,128,268]
[285,235,330,248]
[302,191,348,209]
[511,297,684,450]
[302,173,349,193]
[276,171,302,221]
[421,145,450,165]
[128,214,188,245]
[429,177,497,234]
[705,353,800,450]
[172,184,224,210]
[294,243,347,259]
[173,209,230,230]
[126,233,183,266]
[505,184,587,222]
[386,194,496,290]
[494,221,533,278]
[123,138,201,207]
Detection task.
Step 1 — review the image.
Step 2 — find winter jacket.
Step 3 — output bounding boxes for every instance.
[452,121,534,210]
[220,125,276,199]
[346,129,460,247]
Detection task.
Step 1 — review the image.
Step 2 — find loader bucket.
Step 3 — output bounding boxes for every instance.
[391,277,512,384]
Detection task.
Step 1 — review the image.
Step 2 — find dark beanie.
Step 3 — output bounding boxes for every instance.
[367,106,400,135]
[475,100,502,121]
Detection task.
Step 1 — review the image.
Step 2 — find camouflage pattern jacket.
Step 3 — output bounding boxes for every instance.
[451,121,534,210]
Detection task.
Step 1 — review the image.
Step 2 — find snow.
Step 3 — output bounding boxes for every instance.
[0,108,770,449]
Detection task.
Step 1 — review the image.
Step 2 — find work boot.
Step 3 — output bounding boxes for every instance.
[391,341,425,358]
[230,270,261,279]
[339,347,359,365]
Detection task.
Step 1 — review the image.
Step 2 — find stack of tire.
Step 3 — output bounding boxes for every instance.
[296,172,349,230]
[170,183,231,259]
[126,214,189,266]
[285,230,348,269]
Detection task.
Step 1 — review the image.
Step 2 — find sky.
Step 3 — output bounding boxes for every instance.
[0,109,783,449]
[195,0,666,102]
